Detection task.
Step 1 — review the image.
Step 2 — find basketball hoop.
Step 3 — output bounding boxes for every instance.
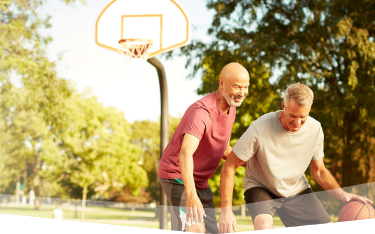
[118,39,154,79]
[118,38,153,60]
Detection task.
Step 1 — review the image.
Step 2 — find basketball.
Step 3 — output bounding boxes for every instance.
[338,201,375,222]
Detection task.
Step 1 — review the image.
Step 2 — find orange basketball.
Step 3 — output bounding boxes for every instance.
[338,201,375,222]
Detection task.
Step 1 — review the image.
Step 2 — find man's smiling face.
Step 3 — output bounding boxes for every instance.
[281,98,311,132]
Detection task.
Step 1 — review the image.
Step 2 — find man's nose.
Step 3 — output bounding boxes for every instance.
[240,88,247,97]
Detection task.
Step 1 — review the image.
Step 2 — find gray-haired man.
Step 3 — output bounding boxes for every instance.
[218,83,373,232]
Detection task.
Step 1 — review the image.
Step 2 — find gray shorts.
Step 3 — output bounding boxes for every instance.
[159,178,219,233]
[244,187,332,227]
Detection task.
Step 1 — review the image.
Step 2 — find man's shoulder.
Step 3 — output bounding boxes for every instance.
[251,112,277,128]
[179,93,216,124]
[196,92,216,107]
[187,92,216,113]
[305,115,323,132]
[307,115,321,125]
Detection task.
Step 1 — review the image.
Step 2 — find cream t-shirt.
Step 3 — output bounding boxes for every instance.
[233,111,324,197]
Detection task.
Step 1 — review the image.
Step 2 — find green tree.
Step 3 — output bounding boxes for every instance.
[130,117,181,203]
[0,117,18,194]
[178,0,375,204]
[0,0,76,208]
[60,91,148,219]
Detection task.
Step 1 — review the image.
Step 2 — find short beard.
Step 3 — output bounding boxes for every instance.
[223,87,244,107]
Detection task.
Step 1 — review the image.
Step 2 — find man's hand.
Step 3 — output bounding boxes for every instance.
[186,193,206,224]
[310,159,374,205]
[337,192,373,204]
[220,151,245,233]
[185,222,206,233]
[219,208,237,233]
[179,134,206,224]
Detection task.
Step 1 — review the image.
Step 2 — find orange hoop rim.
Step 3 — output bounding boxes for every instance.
[119,38,153,45]
[118,38,154,60]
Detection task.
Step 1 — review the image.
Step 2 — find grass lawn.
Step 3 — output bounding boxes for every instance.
[0,205,153,219]
[0,205,338,231]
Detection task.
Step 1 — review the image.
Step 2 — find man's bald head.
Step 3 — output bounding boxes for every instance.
[220,62,249,83]
[218,63,250,108]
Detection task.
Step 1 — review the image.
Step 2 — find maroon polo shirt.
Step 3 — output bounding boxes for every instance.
[158,91,236,189]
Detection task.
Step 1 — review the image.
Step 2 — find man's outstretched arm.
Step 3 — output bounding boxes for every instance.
[222,142,247,168]
[219,151,246,233]
[179,133,207,228]
[309,159,373,204]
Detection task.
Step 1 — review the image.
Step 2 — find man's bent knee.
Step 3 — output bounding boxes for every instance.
[185,222,206,233]
[254,214,273,230]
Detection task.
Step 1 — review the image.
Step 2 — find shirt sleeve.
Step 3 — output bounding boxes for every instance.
[182,107,212,140]
[312,125,324,161]
[232,124,259,161]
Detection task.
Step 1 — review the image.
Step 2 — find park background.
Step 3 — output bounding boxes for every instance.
[1,0,375,231]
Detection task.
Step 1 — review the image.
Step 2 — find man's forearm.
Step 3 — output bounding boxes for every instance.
[223,145,247,168]
[220,163,236,211]
[313,168,345,197]
[179,153,197,195]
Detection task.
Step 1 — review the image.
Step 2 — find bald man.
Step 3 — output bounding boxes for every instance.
[158,63,250,233]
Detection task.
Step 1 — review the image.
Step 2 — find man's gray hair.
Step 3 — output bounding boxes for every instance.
[283,83,314,108]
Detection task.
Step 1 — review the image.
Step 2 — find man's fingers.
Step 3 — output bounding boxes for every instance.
[350,194,374,204]
[186,208,191,223]
[362,197,373,204]
[198,207,204,223]
[186,205,206,224]
[233,218,237,232]
[219,223,224,234]
[226,223,232,233]
[355,197,370,204]
[221,223,227,233]
[365,198,374,204]
[359,197,367,204]
[193,207,199,224]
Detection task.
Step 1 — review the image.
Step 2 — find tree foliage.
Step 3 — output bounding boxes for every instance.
[0,0,149,214]
[0,0,77,208]
[179,0,375,204]
[129,117,181,203]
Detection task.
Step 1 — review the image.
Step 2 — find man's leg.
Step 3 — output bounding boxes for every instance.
[253,214,273,230]
[276,188,332,227]
[160,178,207,233]
[244,187,282,230]
[196,187,219,234]
[159,178,186,231]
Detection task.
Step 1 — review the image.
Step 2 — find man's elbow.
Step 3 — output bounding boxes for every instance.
[311,168,324,180]
[223,149,232,160]
[178,151,190,162]
[222,160,238,174]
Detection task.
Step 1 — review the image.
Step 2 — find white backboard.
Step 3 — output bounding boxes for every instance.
[96,0,191,57]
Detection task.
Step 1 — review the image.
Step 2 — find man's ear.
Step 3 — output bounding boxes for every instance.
[218,78,224,89]
[281,101,285,110]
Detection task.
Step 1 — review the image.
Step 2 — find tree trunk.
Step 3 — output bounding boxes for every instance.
[33,157,41,210]
[81,184,88,220]
[34,179,41,210]
[24,159,27,194]
[75,200,78,219]
[342,109,365,187]
[342,111,354,187]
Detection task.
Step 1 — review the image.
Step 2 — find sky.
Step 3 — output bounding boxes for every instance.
[42,0,216,123]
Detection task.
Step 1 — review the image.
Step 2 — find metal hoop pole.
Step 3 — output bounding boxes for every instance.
[147,57,169,230]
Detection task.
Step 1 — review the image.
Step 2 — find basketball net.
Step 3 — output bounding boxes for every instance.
[118,39,153,79]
